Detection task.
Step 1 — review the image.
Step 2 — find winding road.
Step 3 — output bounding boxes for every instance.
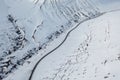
[30,8,120,79]
[28,9,120,79]
[28,12,105,80]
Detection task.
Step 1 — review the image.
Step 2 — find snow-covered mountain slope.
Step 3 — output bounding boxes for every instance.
[4,7,120,80]
[0,0,102,79]
[32,10,120,80]
[0,0,120,79]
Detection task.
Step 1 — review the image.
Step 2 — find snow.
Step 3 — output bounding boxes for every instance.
[30,10,120,80]
[3,7,120,80]
[0,0,120,80]
[0,0,101,79]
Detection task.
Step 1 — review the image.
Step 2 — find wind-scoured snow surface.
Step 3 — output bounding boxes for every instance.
[0,0,120,80]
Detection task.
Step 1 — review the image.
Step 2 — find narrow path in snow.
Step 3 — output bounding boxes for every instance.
[28,9,120,80]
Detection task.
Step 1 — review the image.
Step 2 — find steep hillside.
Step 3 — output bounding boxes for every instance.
[0,0,120,79]
[0,0,101,79]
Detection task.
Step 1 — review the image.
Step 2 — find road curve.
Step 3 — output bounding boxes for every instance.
[28,13,104,80]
